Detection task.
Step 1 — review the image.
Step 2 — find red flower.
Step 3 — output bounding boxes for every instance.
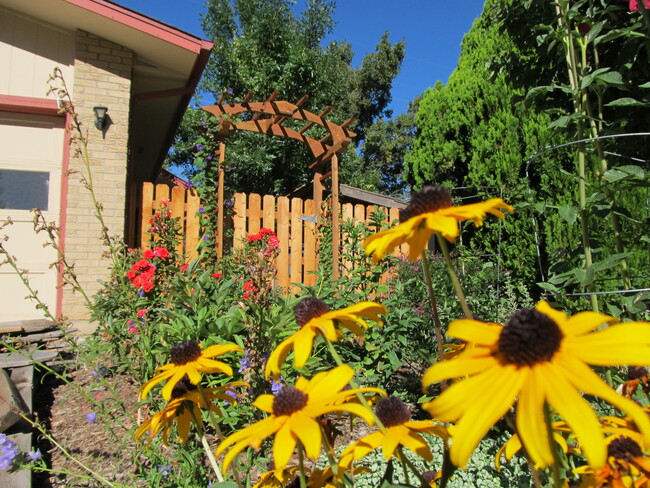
[136,309,147,318]
[212,272,223,279]
[142,249,154,259]
[141,280,154,293]
[179,263,189,273]
[259,227,275,237]
[630,0,650,10]
[243,280,258,291]
[247,234,262,243]
[153,247,169,259]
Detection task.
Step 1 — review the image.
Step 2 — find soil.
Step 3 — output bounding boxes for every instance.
[33,365,142,487]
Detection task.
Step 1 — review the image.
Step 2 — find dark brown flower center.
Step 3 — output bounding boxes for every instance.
[497,309,563,367]
[628,366,648,381]
[422,470,438,484]
[375,396,411,427]
[170,340,202,365]
[272,387,308,416]
[170,375,197,399]
[607,436,642,460]
[295,297,329,327]
[399,186,453,223]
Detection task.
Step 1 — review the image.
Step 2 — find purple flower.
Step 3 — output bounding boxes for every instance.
[223,388,237,407]
[158,465,171,478]
[91,365,107,378]
[225,200,233,207]
[238,351,252,372]
[28,449,42,461]
[206,154,213,160]
[85,412,97,423]
[201,120,207,127]
[198,207,205,213]
[186,181,195,189]
[227,88,233,94]
[0,439,18,471]
[196,144,204,151]
[270,377,284,395]
[203,236,209,241]
[138,289,146,298]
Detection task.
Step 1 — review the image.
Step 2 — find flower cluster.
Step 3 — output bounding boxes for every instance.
[247,227,280,257]
[0,434,41,471]
[125,247,170,293]
[147,200,172,234]
[242,280,258,300]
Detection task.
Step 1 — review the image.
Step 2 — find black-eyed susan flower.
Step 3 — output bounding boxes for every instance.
[216,365,385,474]
[265,298,387,379]
[363,186,513,263]
[140,340,242,401]
[135,378,247,445]
[574,435,650,487]
[495,422,569,471]
[599,406,650,448]
[337,396,448,476]
[252,465,298,487]
[422,301,650,469]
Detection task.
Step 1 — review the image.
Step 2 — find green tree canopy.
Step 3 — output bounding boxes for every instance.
[167,0,405,196]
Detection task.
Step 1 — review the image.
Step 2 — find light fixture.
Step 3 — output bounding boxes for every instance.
[93,106,108,130]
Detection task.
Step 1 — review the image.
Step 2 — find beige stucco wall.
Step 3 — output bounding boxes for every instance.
[62,30,133,329]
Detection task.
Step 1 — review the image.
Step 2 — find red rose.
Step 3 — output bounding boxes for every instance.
[630,0,650,10]
[153,247,169,259]
[142,249,154,259]
[136,309,147,318]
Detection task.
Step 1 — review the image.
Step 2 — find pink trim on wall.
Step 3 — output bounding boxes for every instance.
[56,112,72,318]
[0,95,60,116]
[64,0,214,53]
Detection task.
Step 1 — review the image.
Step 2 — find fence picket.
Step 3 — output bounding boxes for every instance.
[141,184,406,292]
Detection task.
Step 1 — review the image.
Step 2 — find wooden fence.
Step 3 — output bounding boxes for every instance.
[140,183,406,290]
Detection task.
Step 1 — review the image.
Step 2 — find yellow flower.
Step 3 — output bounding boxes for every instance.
[252,466,298,487]
[139,340,242,401]
[265,298,387,379]
[216,365,385,474]
[599,407,650,449]
[574,435,650,487]
[422,301,650,469]
[135,378,247,445]
[495,422,569,471]
[363,186,513,263]
[338,396,448,476]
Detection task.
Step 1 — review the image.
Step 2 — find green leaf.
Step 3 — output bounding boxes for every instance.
[639,81,650,89]
[537,281,561,293]
[558,205,578,224]
[212,482,239,488]
[548,115,571,129]
[593,71,625,87]
[605,97,647,107]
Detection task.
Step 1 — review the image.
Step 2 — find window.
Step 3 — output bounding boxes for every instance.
[0,169,50,210]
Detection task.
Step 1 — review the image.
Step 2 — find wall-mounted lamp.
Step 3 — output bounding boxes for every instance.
[93,106,108,130]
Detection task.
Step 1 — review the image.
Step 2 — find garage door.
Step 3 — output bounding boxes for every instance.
[0,111,64,321]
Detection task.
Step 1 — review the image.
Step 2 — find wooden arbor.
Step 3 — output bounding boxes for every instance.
[202,90,355,278]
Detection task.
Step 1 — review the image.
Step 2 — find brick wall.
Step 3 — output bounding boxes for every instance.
[63,30,133,327]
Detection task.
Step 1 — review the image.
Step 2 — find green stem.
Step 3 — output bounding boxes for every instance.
[319,423,344,488]
[435,235,472,319]
[297,440,308,488]
[398,451,431,488]
[397,446,411,485]
[544,403,562,488]
[196,384,243,488]
[323,336,387,434]
[188,404,225,482]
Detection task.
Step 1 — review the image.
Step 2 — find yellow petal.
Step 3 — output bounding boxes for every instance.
[331,302,387,321]
[422,355,498,389]
[304,365,353,401]
[447,319,502,345]
[564,322,650,365]
[543,360,605,468]
[292,327,318,369]
[273,422,297,470]
[380,427,404,460]
[423,364,503,422]
[265,336,296,379]
[399,429,434,462]
[252,394,275,413]
[424,213,460,242]
[559,310,618,336]
[177,408,193,443]
[202,343,243,358]
[555,354,650,452]
[338,431,384,471]
[139,369,174,399]
[161,367,192,401]
[516,365,553,468]
[195,358,234,376]
[363,225,410,263]
[504,435,522,462]
[449,364,524,468]
[291,413,321,460]
[535,301,567,328]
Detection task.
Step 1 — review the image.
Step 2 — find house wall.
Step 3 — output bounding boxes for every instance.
[62,30,133,327]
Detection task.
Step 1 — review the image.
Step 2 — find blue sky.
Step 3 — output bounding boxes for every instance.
[120,0,486,115]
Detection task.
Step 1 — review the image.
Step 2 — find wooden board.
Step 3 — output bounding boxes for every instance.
[0,350,58,368]
[0,319,54,334]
